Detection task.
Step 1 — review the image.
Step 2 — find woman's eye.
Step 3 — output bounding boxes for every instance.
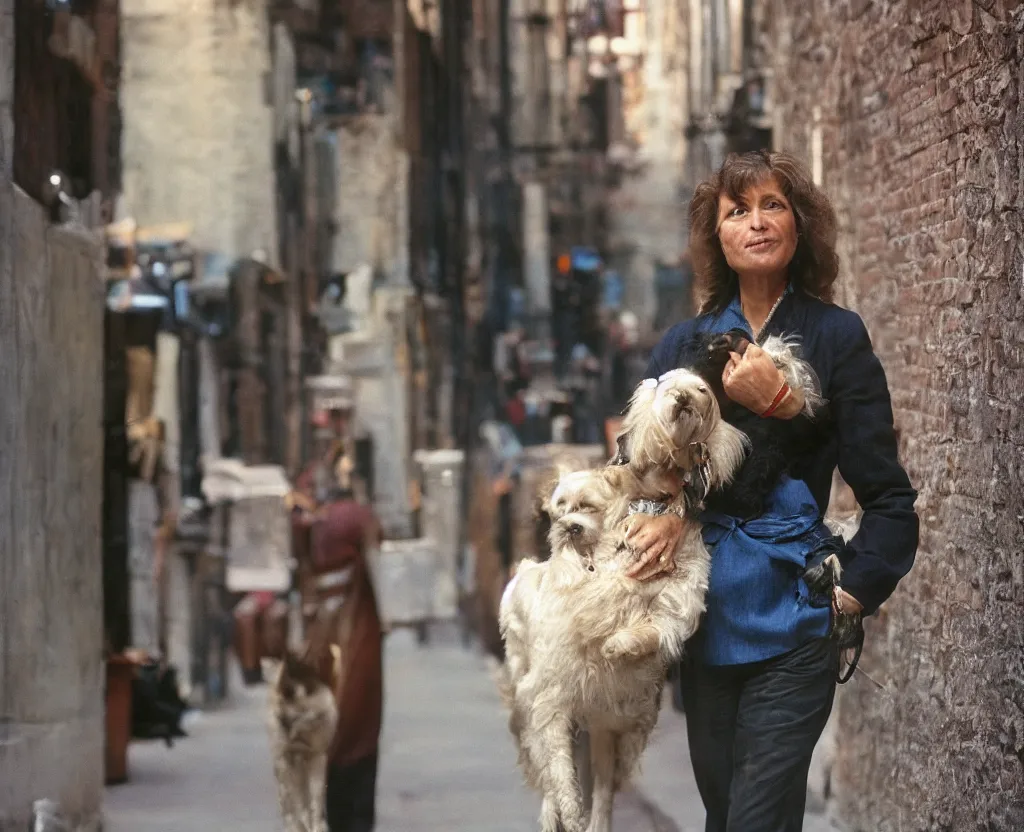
[729,206,746,217]
[766,199,786,209]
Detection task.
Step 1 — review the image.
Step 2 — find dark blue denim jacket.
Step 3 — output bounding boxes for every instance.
[646,289,919,665]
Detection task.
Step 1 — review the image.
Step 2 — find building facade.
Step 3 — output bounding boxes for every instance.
[1,1,113,827]
[767,2,1024,830]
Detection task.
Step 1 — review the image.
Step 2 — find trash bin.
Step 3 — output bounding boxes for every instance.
[105,654,135,785]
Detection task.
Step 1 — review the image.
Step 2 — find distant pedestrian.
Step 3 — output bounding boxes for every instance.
[297,458,384,832]
[567,342,601,444]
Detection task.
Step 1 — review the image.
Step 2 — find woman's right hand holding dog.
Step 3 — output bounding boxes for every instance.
[625,513,684,581]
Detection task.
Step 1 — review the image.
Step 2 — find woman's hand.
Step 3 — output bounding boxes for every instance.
[833,588,864,616]
[722,344,801,419]
[624,513,685,581]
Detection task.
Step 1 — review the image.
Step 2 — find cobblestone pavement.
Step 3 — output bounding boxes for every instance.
[104,629,839,831]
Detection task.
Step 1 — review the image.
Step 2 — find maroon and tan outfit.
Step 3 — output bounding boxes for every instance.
[296,498,383,831]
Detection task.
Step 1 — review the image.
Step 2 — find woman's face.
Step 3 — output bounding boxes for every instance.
[716,175,798,279]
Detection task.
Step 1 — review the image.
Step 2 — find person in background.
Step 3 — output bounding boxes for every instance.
[296,453,385,832]
[609,310,643,413]
[567,341,602,444]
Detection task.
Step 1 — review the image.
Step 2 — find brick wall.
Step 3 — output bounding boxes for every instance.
[769,2,1024,830]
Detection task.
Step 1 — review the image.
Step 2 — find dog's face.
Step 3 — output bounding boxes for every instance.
[650,369,718,444]
[545,469,633,574]
[616,367,750,495]
[263,650,331,732]
[618,369,719,471]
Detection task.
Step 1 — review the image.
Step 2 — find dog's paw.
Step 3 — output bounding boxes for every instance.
[601,631,656,660]
[803,552,841,596]
[832,611,862,649]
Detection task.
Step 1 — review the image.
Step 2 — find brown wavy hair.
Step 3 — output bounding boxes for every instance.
[689,150,840,315]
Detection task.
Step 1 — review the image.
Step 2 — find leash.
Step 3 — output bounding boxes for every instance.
[835,618,864,685]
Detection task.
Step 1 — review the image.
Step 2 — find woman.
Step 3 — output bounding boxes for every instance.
[625,150,918,831]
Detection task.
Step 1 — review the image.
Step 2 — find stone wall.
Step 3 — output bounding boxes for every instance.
[118,0,278,263]
[770,3,1024,830]
[1,6,105,827]
[330,114,409,285]
[0,184,106,828]
[605,0,690,324]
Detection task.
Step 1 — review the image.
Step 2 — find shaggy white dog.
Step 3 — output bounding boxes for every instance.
[499,369,747,832]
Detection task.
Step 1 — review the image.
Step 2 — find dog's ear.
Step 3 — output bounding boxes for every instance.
[626,377,659,413]
[537,474,559,519]
[705,421,749,489]
[600,463,632,494]
[609,430,631,466]
[261,657,283,686]
[553,459,577,480]
[616,378,659,465]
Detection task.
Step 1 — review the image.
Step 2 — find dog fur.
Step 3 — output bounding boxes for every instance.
[263,644,341,832]
[499,370,747,832]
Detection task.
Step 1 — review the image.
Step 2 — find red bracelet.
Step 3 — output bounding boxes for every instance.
[760,382,791,418]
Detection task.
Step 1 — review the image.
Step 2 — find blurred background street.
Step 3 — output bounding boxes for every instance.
[2,0,1021,831]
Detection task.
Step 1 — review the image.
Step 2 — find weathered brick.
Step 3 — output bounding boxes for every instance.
[772,2,1024,830]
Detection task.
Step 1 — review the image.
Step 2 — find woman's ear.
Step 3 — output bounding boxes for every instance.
[705,421,749,488]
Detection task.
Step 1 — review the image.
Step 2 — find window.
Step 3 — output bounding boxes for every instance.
[13,0,118,207]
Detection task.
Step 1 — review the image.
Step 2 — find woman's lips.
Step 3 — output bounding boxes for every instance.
[746,239,776,250]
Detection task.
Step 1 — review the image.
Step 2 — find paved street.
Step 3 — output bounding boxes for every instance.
[105,630,839,831]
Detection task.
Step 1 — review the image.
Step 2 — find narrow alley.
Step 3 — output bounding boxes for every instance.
[3,1,1022,831]
[104,629,837,832]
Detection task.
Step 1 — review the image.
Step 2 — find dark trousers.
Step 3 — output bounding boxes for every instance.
[325,753,378,832]
[679,637,838,832]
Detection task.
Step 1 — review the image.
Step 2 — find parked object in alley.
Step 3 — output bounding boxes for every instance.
[129,655,191,747]
[263,644,342,832]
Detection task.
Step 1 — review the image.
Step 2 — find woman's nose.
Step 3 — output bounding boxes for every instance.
[749,208,767,230]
